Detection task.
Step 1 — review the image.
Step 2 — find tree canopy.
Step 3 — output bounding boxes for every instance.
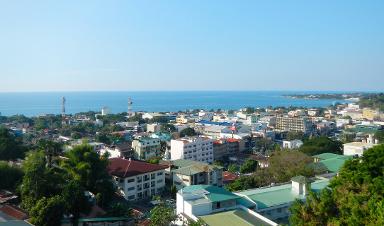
[0,161,23,190]
[149,204,177,226]
[290,144,384,225]
[299,136,342,156]
[180,128,197,137]
[0,127,26,160]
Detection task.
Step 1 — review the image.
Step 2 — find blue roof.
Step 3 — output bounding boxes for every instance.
[198,120,232,126]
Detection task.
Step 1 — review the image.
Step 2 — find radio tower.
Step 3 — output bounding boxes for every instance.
[127,97,133,118]
[61,97,66,124]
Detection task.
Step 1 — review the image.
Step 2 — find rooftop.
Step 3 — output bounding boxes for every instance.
[200,209,274,226]
[108,158,168,178]
[343,142,376,147]
[166,159,223,176]
[181,185,239,203]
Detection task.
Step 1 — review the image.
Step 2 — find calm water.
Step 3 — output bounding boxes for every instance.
[0,91,346,116]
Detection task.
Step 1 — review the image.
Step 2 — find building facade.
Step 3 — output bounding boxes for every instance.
[275,116,312,133]
[132,137,161,160]
[170,136,214,163]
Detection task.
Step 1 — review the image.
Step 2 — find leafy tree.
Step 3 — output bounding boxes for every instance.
[160,124,177,133]
[38,139,62,168]
[375,130,384,143]
[227,164,238,173]
[30,196,65,226]
[149,204,177,226]
[0,127,26,160]
[0,161,23,190]
[180,128,197,137]
[290,144,384,225]
[61,180,91,223]
[299,136,342,156]
[286,131,305,141]
[188,219,206,226]
[106,203,132,217]
[60,144,114,207]
[239,159,258,174]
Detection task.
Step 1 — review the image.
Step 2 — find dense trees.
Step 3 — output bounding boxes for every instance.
[358,93,384,111]
[0,127,26,160]
[289,144,384,225]
[149,204,177,226]
[180,128,197,137]
[30,196,65,226]
[239,159,258,174]
[0,161,23,189]
[160,124,177,133]
[227,151,315,191]
[299,136,342,156]
[375,130,384,143]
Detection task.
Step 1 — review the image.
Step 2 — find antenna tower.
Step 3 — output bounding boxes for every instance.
[128,97,133,118]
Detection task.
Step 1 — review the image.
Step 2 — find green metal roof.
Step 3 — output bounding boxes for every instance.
[200,209,274,226]
[183,185,239,202]
[313,153,343,160]
[236,178,330,210]
[171,159,223,176]
[313,153,352,173]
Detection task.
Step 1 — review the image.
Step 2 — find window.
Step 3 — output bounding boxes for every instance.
[137,176,142,182]
[138,192,142,198]
[127,187,135,191]
[157,172,163,176]
[128,195,135,200]
[157,179,163,183]
[151,173,155,179]
[127,178,135,183]
[151,181,155,187]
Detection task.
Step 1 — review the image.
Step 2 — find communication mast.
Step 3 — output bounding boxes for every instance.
[61,97,66,124]
[127,97,133,118]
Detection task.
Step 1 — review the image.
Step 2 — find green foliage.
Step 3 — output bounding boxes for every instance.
[299,136,342,156]
[30,195,65,226]
[227,151,314,192]
[188,218,206,226]
[60,144,115,207]
[0,161,23,190]
[147,156,162,164]
[359,93,384,112]
[290,144,384,225]
[170,185,177,198]
[286,131,305,141]
[0,127,26,160]
[160,123,177,133]
[149,204,177,226]
[227,164,238,173]
[180,128,197,137]
[239,159,258,174]
[61,180,91,220]
[244,107,255,114]
[149,116,170,124]
[106,203,132,217]
[375,130,384,143]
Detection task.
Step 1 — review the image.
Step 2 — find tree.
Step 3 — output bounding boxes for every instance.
[299,136,342,156]
[375,130,384,143]
[0,127,26,160]
[0,161,23,190]
[106,203,132,217]
[180,128,197,137]
[227,164,238,173]
[38,139,62,168]
[188,218,206,226]
[286,131,305,141]
[290,144,384,225]
[149,204,177,226]
[61,180,91,223]
[30,196,65,226]
[60,144,114,207]
[160,124,177,133]
[239,159,258,174]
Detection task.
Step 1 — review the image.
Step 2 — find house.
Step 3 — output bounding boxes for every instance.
[161,159,223,190]
[170,136,214,164]
[108,158,167,201]
[176,185,277,226]
[343,135,378,156]
[132,137,161,160]
[99,143,133,159]
[282,139,303,149]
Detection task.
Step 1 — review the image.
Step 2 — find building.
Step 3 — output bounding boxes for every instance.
[282,139,303,149]
[235,176,330,222]
[176,185,277,226]
[161,159,223,190]
[99,143,133,159]
[132,137,161,160]
[362,108,381,120]
[147,123,161,133]
[108,158,167,201]
[275,116,312,133]
[343,135,378,156]
[313,153,353,174]
[170,136,214,163]
[213,138,244,161]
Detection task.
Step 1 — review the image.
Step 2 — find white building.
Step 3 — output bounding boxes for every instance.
[132,137,161,160]
[108,158,167,201]
[343,135,378,156]
[171,136,214,164]
[147,123,161,133]
[282,139,303,149]
[101,107,110,116]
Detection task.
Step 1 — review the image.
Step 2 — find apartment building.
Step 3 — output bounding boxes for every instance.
[213,138,244,161]
[108,158,167,201]
[132,137,161,160]
[170,136,214,163]
[275,116,312,133]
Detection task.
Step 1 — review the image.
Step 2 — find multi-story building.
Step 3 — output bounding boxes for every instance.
[275,116,312,133]
[213,138,244,161]
[170,136,214,163]
[161,159,223,190]
[343,135,378,156]
[108,158,167,201]
[132,137,161,160]
[282,139,303,149]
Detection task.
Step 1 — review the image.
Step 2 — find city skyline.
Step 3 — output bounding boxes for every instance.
[1,0,384,92]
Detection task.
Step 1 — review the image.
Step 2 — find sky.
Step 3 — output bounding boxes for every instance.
[0,0,383,92]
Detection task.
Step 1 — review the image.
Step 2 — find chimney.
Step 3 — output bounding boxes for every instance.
[291,176,310,196]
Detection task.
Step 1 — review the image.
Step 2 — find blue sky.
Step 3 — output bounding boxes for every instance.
[0,0,383,92]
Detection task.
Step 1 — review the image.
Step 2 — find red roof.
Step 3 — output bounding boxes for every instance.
[108,158,168,178]
[227,138,240,143]
[222,171,239,182]
[0,205,28,220]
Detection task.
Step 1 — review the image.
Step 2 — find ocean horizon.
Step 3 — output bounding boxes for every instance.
[0,91,350,117]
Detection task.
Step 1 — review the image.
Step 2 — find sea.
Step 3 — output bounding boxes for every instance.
[0,91,349,117]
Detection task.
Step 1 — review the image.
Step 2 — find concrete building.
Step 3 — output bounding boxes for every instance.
[108,158,167,201]
[213,138,244,161]
[161,159,223,190]
[343,135,378,156]
[99,143,133,159]
[176,185,277,226]
[171,136,214,164]
[132,137,161,160]
[275,116,312,133]
[282,139,303,149]
[147,123,161,133]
